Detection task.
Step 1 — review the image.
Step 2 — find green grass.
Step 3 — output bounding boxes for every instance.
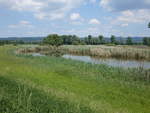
[0,45,150,113]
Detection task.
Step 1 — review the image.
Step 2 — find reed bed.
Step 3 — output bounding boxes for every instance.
[17,45,150,60]
[17,46,65,56]
[62,45,150,60]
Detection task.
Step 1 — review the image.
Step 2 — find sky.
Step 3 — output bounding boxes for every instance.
[0,0,150,37]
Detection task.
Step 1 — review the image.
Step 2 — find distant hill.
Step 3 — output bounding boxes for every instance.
[105,37,144,43]
[0,37,44,42]
[0,36,145,43]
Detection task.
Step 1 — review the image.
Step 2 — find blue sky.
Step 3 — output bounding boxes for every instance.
[0,0,150,37]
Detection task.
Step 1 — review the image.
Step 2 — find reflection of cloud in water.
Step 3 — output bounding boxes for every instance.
[63,54,150,69]
[32,53,45,57]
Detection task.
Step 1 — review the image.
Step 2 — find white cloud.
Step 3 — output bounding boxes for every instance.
[100,0,150,29]
[89,18,100,25]
[70,21,83,25]
[70,13,84,25]
[0,0,43,12]
[8,20,33,28]
[100,0,150,11]
[100,0,111,10]
[89,0,97,3]
[109,9,150,29]
[121,23,128,27]
[20,20,30,25]
[70,13,81,20]
[0,0,84,20]
[116,10,150,23]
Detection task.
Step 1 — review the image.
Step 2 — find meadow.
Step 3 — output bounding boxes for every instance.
[0,45,150,113]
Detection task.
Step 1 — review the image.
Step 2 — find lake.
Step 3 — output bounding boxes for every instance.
[63,54,150,69]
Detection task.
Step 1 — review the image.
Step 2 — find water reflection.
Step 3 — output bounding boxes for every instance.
[63,54,150,69]
[32,53,45,57]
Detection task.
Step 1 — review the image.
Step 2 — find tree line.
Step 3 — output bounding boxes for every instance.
[43,34,150,46]
[0,40,40,46]
[0,35,150,46]
[1,22,150,46]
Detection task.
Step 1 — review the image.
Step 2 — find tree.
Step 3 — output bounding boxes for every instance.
[143,37,150,46]
[148,22,150,28]
[88,35,92,45]
[72,35,80,45]
[0,40,4,46]
[98,35,104,44]
[110,35,116,44]
[126,37,133,45]
[43,34,63,47]
[143,37,148,45]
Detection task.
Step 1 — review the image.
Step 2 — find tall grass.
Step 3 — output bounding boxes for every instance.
[0,45,150,113]
[0,76,93,113]
[17,45,150,60]
[17,46,64,57]
[62,45,150,60]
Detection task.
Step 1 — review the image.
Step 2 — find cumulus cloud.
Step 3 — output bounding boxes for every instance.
[116,10,150,23]
[89,18,100,25]
[0,0,84,20]
[8,20,33,28]
[70,13,84,25]
[70,13,81,20]
[100,0,150,26]
[100,0,150,11]
[89,0,97,3]
[121,23,128,27]
[0,0,44,12]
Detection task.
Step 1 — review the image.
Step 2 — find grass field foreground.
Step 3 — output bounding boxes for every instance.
[0,45,150,113]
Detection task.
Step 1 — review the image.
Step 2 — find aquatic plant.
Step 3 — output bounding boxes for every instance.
[62,45,150,60]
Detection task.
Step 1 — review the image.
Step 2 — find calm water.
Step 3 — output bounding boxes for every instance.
[32,53,45,57]
[63,54,150,69]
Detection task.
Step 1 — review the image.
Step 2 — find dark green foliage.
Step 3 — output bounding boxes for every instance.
[88,35,92,45]
[83,35,105,45]
[60,35,81,45]
[0,40,38,46]
[143,37,150,46]
[43,34,63,47]
[0,35,147,46]
[126,37,133,45]
[98,35,104,44]
[0,40,5,46]
[148,22,150,28]
[110,35,116,44]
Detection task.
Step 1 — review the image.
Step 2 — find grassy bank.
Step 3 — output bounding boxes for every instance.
[0,45,150,113]
[62,45,150,61]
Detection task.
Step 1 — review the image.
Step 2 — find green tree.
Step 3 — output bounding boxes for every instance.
[72,35,80,45]
[110,35,116,44]
[43,34,63,47]
[143,37,150,46]
[126,37,133,45]
[88,35,92,45]
[98,35,104,44]
[143,37,148,45]
[148,22,150,28]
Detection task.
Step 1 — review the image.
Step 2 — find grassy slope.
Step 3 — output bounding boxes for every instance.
[0,45,150,113]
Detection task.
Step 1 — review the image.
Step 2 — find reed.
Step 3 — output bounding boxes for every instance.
[17,46,65,57]
[62,45,150,60]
